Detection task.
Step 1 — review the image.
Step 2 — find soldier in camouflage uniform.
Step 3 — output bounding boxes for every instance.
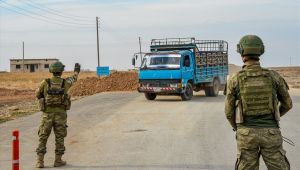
[225,35,293,170]
[35,61,80,168]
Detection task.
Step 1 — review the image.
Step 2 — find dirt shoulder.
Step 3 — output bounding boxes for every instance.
[0,71,138,123]
[0,88,35,106]
[0,88,37,123]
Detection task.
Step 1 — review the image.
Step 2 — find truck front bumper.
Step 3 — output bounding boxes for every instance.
[138,87,182,94]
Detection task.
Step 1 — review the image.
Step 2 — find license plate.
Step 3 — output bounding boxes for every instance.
[154,87,161,92]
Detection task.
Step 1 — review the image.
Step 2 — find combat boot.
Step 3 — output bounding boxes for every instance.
[54,155,66,167]
[35,154,44,168]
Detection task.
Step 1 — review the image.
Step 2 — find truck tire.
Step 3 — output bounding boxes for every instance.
[145,93,156,100]
[181,83,193,101]
[205,78,220,97]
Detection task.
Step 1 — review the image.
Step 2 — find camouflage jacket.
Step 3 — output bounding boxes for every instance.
[36,72,78,113]
[225,61,292,130]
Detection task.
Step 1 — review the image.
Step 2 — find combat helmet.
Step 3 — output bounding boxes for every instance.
[237,35,264,56]
[49,61,65,73]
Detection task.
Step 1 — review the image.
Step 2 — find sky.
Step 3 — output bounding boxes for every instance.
[0,0,299,71]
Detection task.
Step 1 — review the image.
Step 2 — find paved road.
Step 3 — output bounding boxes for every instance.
[0,89,299,170]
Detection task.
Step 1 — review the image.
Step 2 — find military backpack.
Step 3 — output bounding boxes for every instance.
[237,68,274,116]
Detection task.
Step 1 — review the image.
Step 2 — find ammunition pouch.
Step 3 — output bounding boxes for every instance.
[45,94,64,106]
[273,99,280,127]
[38,98,45,111]
[47,89,64,95]
[235,100,244,123]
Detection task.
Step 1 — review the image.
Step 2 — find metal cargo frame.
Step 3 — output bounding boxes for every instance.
[194,40,228,83]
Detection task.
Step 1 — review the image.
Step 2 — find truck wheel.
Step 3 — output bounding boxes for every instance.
[205,78,220,97]
[181,83,193,101]
[145,93,156,100]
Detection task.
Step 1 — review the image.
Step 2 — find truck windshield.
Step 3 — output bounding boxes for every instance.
[141,54,181,69]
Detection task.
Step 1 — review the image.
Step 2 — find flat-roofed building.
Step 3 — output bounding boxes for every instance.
[10,58,58,72]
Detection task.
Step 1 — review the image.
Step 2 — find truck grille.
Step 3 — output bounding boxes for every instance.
[139,79,181,87]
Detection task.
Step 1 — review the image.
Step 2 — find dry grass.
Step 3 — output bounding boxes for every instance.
[0,71,96,123]
[0,101,39,123]
[0,71,97,90]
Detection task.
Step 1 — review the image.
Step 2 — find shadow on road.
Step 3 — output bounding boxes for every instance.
[62,164,233,169]
[153,94,225,103]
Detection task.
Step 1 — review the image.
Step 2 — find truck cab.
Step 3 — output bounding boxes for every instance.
[133,38,228,101]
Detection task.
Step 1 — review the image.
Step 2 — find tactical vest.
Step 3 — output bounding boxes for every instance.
[45,79,66,106]
[237,68,274,116]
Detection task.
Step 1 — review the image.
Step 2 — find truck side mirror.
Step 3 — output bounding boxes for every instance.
[132,57,136,66]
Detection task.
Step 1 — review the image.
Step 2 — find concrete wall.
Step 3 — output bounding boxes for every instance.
[10,59,58,72]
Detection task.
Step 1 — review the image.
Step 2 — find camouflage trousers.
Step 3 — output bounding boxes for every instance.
[36,112,67,155]
[235,127,290,170]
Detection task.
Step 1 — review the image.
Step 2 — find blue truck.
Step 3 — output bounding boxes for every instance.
[132,38,228,101]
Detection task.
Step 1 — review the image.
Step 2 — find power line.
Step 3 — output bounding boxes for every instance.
[23,0,94,23]
[1,0,94,26]
[1,1,135,43]
[25,0,94,20]
[0,5,94,29]
[0,0,94,27]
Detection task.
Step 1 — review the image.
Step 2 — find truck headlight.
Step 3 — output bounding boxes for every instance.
[177,83,182,88]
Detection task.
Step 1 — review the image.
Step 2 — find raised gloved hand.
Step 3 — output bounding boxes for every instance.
[74,63,81,73]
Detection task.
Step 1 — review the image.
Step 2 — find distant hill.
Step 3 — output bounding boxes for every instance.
[228,64,300,88]
[228,64,241,75]
[269,66,300,88]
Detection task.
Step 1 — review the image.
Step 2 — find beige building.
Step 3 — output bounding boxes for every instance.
[10,58,59,72]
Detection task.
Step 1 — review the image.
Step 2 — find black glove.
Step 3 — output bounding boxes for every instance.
[74,63,81,73]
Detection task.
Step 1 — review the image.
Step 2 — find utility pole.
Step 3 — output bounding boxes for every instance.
[22,41,24,72]
[96,16,100,67]
[139,37,142,63]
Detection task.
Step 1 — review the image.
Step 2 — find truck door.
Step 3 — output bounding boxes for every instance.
[182,54,193,85]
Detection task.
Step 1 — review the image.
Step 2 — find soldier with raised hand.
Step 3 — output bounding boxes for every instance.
[35,61,81,168]
[225,35,293,170]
